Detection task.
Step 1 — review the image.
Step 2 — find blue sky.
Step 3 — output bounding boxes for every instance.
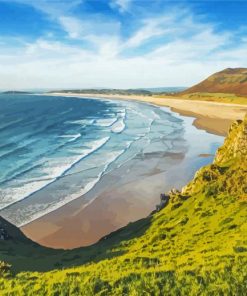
[0,0,247,89]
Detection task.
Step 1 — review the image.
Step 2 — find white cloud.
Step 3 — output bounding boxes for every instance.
[125,18,172,49]
[123,10,188,49]
[58,15,121,42]
[0,0,82,16]
[59,16,85,39]
[0,1,247,89]
[111,0,132,13]
[1,35,246,90]
[0,0,85,40]
[148,28,230,62]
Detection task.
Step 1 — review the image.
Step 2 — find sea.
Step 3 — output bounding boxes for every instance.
[0,94,223,226]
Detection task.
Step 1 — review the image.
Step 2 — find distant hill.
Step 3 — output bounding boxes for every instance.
[181,68,247,96]
[49,88,153,96]
[140,87,186,93]
[48,87,185,96]
[1,91,31,95]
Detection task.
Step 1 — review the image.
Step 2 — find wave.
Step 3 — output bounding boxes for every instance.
[0,138,38,161]
[147,119,155,134]
[1,133,88,185]
[111,109,127,134]
[151,110,161,120]
[15,148,127,227]
[111,117,126,133]
[130,108,149,120]
[0,142,16,151]
[67,119,95,126]
[0,141,66,185]
[0,163,43,186]
[0,118,24,132]
[58,133,81,142]
[0,137,110,210]
[3,129,158,226]
[58,108,73,116]
[95,118,118,127]
[0,179,55,210]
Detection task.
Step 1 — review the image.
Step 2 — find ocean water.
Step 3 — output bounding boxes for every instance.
[0,94,223,226]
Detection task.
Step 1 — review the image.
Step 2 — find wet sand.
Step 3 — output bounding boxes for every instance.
[22,149,188,249]
[22,150,203,249]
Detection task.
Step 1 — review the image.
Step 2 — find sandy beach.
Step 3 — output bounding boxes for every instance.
[21,95,247,249]
[48,93,247,136]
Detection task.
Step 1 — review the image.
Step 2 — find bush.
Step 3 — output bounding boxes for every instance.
[0,261,11,277]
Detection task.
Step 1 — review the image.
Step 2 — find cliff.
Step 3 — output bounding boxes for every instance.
[180,115,247,201]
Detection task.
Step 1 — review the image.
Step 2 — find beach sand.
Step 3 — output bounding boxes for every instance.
[22,149,208,249]
[49,93,247,136]
[21,95,247,249]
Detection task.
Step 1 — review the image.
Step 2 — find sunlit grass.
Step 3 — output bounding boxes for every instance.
[157,92,247,105]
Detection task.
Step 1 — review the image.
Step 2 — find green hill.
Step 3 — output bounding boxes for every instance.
[0,216,64,272]
[0,116,246,295]
[176,68,247,104]
[0,215,152,273]
[182,68,247,97]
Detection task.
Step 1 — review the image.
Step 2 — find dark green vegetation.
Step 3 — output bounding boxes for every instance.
[0,216,151,273]
[0,116,246,295]
[48,88,182,96]
[49,88,153,96]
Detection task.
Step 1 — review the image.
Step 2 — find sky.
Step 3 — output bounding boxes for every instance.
[0,0,247,89]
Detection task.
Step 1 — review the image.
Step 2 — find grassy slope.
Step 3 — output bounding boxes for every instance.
[181,68,247,97]
[177,92,247,105]
[157,68,247,105]
[0,117,246,295]
[0,216,152,272]
[156,91,247,105]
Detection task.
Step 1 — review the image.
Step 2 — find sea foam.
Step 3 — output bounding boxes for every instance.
[0,137,110,210]
[15,148,127,227]
[111,117,126,133]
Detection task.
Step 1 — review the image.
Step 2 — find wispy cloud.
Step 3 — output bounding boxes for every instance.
[0,0,246,89]
[2,0,82,16]
[123,10,189,49]
[0,0,83,39]
[58,16,85,39]
[110,0,132,13]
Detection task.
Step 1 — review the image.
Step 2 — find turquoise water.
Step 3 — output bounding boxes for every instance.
[0,94,223,226]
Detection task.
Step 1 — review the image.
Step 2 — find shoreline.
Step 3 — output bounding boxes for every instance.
[20,95,232,249]
[47,93,247,136]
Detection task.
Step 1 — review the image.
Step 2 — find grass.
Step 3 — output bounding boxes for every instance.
[0,216,152,272]
[157,92,247,105]
[0,116,246,295]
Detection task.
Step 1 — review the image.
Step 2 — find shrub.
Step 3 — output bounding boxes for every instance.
[0,261,11,278]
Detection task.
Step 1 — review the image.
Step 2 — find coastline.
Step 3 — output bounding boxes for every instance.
[20,95,230,249]
[47,93,247,136]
